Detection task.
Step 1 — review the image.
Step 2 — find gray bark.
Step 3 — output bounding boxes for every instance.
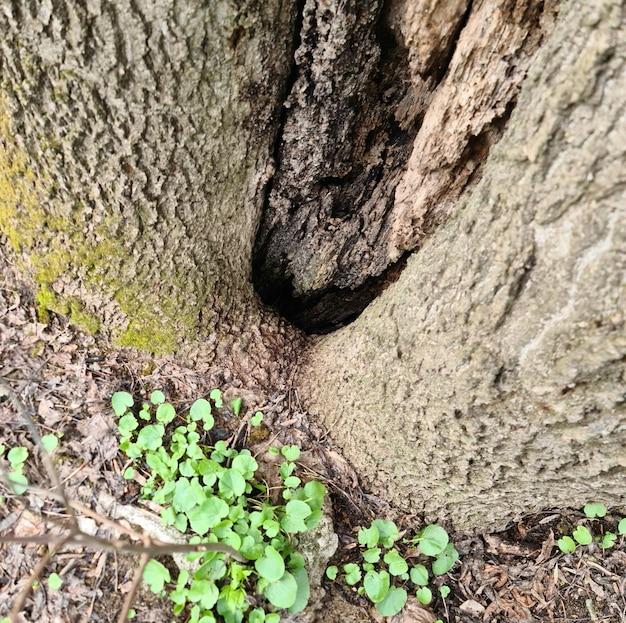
[0,0,301,384]
[300,0,626,531]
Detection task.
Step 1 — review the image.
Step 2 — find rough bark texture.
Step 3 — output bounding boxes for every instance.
[0,0,302,385]
[300,0,626,532]
[253,0,558,332]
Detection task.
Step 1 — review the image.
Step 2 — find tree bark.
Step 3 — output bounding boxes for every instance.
[300,0,626,531]
[1,0,625,536]
[0,0,301,385]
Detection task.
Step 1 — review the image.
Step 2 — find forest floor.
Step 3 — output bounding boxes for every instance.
[1,264,625,623]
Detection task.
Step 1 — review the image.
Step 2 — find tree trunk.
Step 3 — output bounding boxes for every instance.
[0,0,301,385]
[300,0,626,531]
[1,0,625,536]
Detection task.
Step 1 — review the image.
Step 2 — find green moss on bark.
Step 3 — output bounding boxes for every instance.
[0,102,200,352]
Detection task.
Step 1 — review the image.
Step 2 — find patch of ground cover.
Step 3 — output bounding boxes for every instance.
[1,254,625,623]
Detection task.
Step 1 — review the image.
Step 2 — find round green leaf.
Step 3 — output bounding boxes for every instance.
[251,411,263,426]
[288,566,310,613]
[187,496,229,535]
[219,469,246,499]
[358,525,380,548]
[618,518,626,535]
[416,586,432,605]
[264,571,298,609]
[343,563,362,586]
[136,424,164,451]
[383,549,408,576]
[143,559,170,593]
[112,391,134,416]
[7,446,28,465]
[573,525,593,545]
[190,398,213,425]
[150,390,165,405]
[364,569,390,603]
[7,472,28,494]
[601,532,617,549]
[231,453,258,479]
[326,566,339,580]
[255,546,285,582]
[557,536,576,553]
[156,402,176,424]
[281,445,300,461]
[410,564,429,586]
[372,519,400,548]
[583,503,607,518]
[439,585,451,598]
[41,434,58,453]
[376,586,407,617]
[432,544,459,575]
[417,524,449,556]
[48,573,62,590]
[363,547,381,563]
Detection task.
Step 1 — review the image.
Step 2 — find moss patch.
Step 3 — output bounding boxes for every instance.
[0,99,200,352]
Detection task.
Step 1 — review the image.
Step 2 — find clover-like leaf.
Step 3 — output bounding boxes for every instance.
[363,569,390,603]
[583,503,607,519]
[573,525,593,545]
[376,586,407,617]
[255,546,285,582]
[112,391,134,416]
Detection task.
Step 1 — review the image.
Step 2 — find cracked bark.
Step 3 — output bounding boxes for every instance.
[254,0,558,332]
[300,0,626,530]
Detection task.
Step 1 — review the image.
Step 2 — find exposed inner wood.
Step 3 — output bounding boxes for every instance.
[253,0,559,333]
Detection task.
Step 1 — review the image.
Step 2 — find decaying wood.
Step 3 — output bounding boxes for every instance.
[254,0,558,331]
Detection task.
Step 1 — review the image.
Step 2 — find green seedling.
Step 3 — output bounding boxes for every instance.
[112,391,326,623]
[557,504,626,554]
[327,520,457,617]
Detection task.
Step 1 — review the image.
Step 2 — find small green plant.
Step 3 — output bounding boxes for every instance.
[557,503,626,554]
[112,390,326,623]
[326,520,457,617]
[1,444,30,495]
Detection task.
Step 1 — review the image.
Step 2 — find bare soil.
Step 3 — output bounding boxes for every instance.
[1,260,624,623]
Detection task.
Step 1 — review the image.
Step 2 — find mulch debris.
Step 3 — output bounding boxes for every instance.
[1,258,624,623]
